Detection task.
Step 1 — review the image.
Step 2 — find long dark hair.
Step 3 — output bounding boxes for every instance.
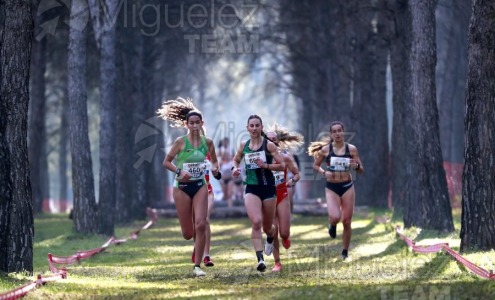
[247,114,276,144]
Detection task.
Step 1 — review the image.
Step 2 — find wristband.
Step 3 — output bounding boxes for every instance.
[231,166,235,171]
[355,163,360,171]
[175,168,181,175]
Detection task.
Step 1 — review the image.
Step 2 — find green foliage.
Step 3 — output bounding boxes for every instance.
[1,209,495,299]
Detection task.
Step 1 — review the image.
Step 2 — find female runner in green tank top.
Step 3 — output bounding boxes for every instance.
[157,97,221,277]
[231,115,285,272]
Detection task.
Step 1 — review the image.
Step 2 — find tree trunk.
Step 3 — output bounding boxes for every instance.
[351,0,389,207]
[29,15,48,214]
[94,0,118,235]
[0,0,34,273]
[59,82,69,205]
[114,25,138,224]
[68,0,97,234]
[460,0,495,252]
[437,0,470,163]
[388,0,413,215]
[403,0,454,231]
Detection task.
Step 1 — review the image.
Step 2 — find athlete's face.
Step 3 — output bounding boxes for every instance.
[266,132,278,143]
[186,115,203,134]
[330,124,344,142]
[247,118,262,137]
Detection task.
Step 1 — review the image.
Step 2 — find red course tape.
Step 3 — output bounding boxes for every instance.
[396,226,495,280]
[0,208,158,300]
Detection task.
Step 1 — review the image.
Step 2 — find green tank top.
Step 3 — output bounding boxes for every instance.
[242,139,275,186]
[176,136,208,180]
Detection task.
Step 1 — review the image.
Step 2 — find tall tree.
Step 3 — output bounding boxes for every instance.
[68,0,98,233]
[351,0,389,207]
[280,1,353,198]
[88,0,118,235]
[59,79,69,205]
[29,2,48,214]
[436,0,471,164]
[0,0,34,273]
[403,0,454,231]
[388,0,413,215]
[460,0,495,252]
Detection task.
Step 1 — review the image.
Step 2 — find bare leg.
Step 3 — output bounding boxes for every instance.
[204,192,214,258]
[340,187,355,251]
[191,186,208,267]
[244,194,264,251]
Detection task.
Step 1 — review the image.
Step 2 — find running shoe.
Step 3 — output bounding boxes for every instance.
[264,241,274,256]
[342,249,349,261]
[257,260,267,272]
[203,256,214,267]
[282,238,291,249]
[328,224,337,239]
[272,262,282,272]
[193,266,206,277]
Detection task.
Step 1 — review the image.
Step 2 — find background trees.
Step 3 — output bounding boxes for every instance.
[2,0,493,273]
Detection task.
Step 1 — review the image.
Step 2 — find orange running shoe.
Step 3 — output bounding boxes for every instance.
[203,256,214,267]
[272,262,282,272]
[282,238,291,249]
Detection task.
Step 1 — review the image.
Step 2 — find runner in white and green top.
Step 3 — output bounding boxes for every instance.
[231,114,286,273]
[158,97,221,277]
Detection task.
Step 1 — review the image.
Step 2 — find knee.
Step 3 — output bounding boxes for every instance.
[195,219,207,233]
[342,218,352,229]
[263,223,274,235]
[182,230,194,240]
[251,219,262,231]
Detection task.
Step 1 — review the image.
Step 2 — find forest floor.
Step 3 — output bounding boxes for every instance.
[1,207,494,299]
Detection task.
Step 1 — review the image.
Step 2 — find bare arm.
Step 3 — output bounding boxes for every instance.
[313,145,329,176]
[232,141,246,177]
[260,141,285,171]
[163,136,185,176]
[206,138,219,172]
[349,145,364,174]
[285,153,300,186]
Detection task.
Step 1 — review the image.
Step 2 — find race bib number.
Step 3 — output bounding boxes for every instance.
[183,162,205,179]
[245,151,267,169]
[273,171,285,185]
[329,157,350,172]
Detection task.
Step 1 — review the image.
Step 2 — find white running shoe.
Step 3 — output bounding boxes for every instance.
[257,260,266,272]
[193,266,206,277]
[264,241,274,256]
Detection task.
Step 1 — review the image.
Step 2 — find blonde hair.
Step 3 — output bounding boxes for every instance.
[267,122,304,150]
[307,136,331,158]
[156,97,201,127]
